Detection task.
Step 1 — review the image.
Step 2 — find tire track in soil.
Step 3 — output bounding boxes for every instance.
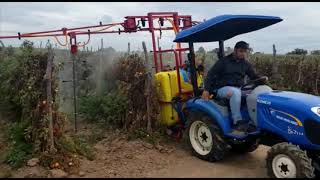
[77,132,271,178]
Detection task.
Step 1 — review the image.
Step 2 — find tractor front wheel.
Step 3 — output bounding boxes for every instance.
[266,142,315,178]
[186,111,229,162]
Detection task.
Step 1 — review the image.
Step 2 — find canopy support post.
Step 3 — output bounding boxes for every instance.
[188,42,200,97]
[218,40,225,59]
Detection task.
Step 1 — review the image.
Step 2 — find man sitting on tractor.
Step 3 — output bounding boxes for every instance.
[201,41,266,135]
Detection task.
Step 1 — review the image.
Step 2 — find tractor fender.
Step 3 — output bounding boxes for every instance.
[183,98,231,134]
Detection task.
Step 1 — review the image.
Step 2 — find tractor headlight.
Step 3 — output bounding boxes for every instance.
[311,107,320,117]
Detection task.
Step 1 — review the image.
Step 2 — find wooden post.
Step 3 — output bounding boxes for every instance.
[272,44,279,79]
[272,44,277,73]
[72,52,78,133]
[315,61,319,95]
[101,38,104,51]
[44,43,56,153]
[128,42,130,54]
[0,40,4,51]
[142,41,152,133]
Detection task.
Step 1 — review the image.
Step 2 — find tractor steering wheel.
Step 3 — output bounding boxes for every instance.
[240,76,268,91]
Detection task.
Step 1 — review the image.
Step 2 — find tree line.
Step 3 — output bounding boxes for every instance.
[196,46,320,55]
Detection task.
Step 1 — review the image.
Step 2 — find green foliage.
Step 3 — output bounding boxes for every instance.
[56,135,77,154]
[5,122,33,168]
[56,135,95,161]
[287,48,308,55]
[249,54,320,95]
[6,46,15,56]
[248,47,254,54]
[80,53,160,132]
[197,46,206,54]
[100,90,128,127]
[5,147,29,168]
[0,40,4,51]
[78,95,104,121]
[0,55,22,117]
[196,47,206,65]
[0,40,49,122]
[79,89,128,128]
[311,50,320,55]
[199,52,319,95]
[0,40,68,169]
[0,45,15,58]
[72,135,95,160]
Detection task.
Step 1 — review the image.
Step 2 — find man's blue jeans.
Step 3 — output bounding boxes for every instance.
[217,86,242,124]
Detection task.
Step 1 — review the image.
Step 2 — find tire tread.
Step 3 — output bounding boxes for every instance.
[186,111,229,162]
[266,142,315,178]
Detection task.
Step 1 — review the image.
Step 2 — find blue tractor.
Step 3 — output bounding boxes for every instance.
[172,15,320,178]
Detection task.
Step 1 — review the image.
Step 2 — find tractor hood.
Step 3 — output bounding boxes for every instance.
[257,91,320,148]
[258,91,320,118]
[174,14,283,42]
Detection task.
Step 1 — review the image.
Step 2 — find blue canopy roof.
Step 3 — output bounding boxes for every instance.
[174,15,283,43]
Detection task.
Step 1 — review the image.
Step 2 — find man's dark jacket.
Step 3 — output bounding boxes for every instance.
[204,53,260,93]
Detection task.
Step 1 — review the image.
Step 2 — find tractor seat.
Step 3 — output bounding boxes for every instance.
[198,88,248,107]
[212,96,230,107]
[212,94,248,108]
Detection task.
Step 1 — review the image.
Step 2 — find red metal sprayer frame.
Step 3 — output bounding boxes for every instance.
[0,12,194,95]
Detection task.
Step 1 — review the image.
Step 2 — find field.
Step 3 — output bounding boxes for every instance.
[0,42,319,178]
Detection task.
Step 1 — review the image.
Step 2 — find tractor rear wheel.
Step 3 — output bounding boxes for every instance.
[266,142,315,178]
[186,111,229,162]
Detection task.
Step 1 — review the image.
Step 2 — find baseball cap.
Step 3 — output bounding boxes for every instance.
[234,41,249,50]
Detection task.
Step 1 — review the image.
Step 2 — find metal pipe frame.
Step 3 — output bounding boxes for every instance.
[0,12,194,96]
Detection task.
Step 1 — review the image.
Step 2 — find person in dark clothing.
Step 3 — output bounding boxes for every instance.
[202,41,267,135]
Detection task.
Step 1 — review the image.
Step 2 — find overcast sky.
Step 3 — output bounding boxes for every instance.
[1,2,319,54]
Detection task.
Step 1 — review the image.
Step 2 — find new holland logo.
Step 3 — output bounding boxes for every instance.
[275,115,298,126]
[270,109,303,127]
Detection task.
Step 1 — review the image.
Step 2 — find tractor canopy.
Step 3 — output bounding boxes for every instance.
[173,14,283,43]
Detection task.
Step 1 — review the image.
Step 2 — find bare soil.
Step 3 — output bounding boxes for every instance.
[76,134,270,178]
[1,120,271,178]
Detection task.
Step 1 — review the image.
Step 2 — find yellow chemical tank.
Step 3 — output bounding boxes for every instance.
[154,69,203,126]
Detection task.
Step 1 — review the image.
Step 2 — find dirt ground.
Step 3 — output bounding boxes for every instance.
[0,120,271,178]
[69,120,271,178]
[75,135,270,178]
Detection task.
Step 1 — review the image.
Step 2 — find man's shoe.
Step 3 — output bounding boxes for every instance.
[247,123,257,133]
[228,120,248,136]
